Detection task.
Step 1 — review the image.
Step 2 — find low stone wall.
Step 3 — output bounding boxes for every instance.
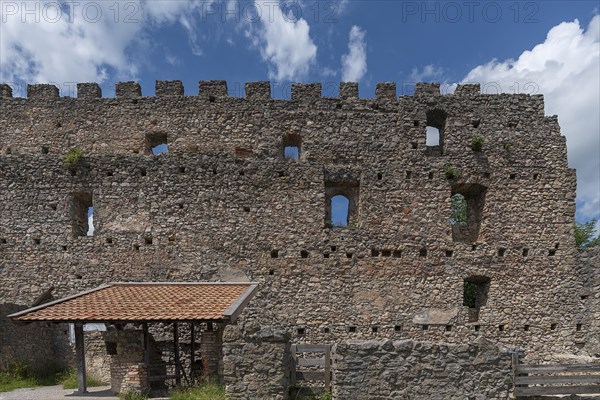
[332,338,513,400]
[223,324,292,400]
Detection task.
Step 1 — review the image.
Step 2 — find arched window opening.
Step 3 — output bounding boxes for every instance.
[282,133,301,160]
[425,109,447,156]
[146,132,168,155]
[331,195,349,227]
[463,276,491,322]
[451,184,486,243]
[72,192,93,237]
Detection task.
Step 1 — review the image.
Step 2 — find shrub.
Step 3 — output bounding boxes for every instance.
[169,382,227,400]
[470,135,484,151]
[63,147,84,168]
[444,165,461,179]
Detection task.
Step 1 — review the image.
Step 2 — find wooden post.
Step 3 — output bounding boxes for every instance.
[290,344,297,388]
[324,345,331,389]
[143,323,150,389]
[173,322,181,385]
[74,323,87,394]
[190,323,195,380]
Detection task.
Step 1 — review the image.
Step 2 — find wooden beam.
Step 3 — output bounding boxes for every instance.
[174,322,181,386]
[516,363,600,373]
[190,323,195,379]
[514,385,600,396]
[74,323,87,394]
[515,375,600,385]
[143,323,150,389]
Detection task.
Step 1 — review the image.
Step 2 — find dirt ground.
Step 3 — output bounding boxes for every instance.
[0,385,116,400]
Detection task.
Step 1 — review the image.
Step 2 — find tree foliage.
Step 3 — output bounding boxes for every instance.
[575,218,600,248]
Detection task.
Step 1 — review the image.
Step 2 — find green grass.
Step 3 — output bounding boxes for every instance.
[119,391,148,400]
[169,383,228,400]
[0,361,63,392]
[59,368,106,389]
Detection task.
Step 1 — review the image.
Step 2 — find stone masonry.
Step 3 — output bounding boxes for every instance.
[0,80,598,398]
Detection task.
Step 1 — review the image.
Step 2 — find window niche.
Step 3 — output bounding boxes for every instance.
[145,132,168,155]
[282,132,301,160]
[425,109,447,156]
[325,181,359,228]
[463,276,490,323]
[450,183,486,243]
[72,192,94,237]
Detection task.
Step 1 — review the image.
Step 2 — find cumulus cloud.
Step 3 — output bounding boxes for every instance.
[462,16,600,223]
[247,0,317,81]
[341,25,367,82]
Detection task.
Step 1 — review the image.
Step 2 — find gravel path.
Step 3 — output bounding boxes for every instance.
[0,385,116,400]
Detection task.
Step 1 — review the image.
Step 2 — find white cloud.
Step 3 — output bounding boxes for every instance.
[341,25,367,82]
[247,0,317,81]
[410,64,444,82]
[462,16,600,223]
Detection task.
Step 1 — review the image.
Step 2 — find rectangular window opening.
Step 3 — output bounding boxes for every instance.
[522,248,529,257]
[393,250,402,258]
[146,132,168,155]
[381,250,391,257]
[394,325,402,332]
[348,326,357,333]
[72,192,94,237]
[271,250,279,258]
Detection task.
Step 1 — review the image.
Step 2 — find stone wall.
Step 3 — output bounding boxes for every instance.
[332,338,513,400]
[108,329,148,394]
[0,80,597,396]
[223,324,292,399]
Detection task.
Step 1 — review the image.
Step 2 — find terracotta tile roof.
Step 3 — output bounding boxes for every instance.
[9,282,257,322]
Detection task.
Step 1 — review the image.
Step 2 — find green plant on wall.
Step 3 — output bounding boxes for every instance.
[470,135,484,152]
[63,148,84,168]
[444,164,461,180]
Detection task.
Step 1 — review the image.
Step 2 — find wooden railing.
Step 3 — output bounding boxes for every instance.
[290,344,332,390]
[513,354,600,397]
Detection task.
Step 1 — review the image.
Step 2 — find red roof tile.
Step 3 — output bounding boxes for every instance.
[10,282,257,322]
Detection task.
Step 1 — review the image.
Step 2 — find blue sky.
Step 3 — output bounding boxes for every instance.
[1,0,599,231]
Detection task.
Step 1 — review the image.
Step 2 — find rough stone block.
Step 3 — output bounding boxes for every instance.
[455,84,480,96]
[0,84,13,98]
[375,82,396,99]
[291,83,321,100]
[415,82,440,96]
[156,80,184,97]
[27,84,59,99]
[77,83,102,99]
[199,80,228,98]
[339,82,358,99]
[116,82,141,98]
[245,81,271,100]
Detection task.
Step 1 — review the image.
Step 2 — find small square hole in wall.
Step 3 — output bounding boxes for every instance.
[472,119,480,128]
[106,170,113,177]
[62,245,67,251]
[472,244,478,251]
[554,242,560,249]
[524,325,530,331]
[549,249,556,256]
[106,238,113,244]
[498,248,506,257]
[377,173,383,181]
[239,170,245,176]
[323,327,330,334]
[498,324,505,331]
[140,168,147,177]
[474,325,480,332]
[41,146,49,154]
[133,244,140,251]
[581,295,589,300]
[271,250,279,258]
[178,203,184,209]
[268,269,274,276]
[576,324,582,331]
[0,238,7,244]
[533,173,539,180]
[445,250,453,257]
[300,250,309,258]
[411,142,418,150]
[371,326,379,333]
[550,323,557,330]
[419,248,427,257]
[209,95,216,103]
[348,326,357,333]
[428,172,434,180]
[278,171,285,177]
[509,173,516,180]
[382,250,391,257]
[413,120,419,127]
[371,249,380,257]
[483,172,491,179]
[323,252,330,258]
[297,327,306,335]
[346,252,353,259]
[422,325,429,330]
[405,170,412,179]
[179,167,186,174]
[243,206,250,213]
[33,238,41,245]
[213,168,217,175]
[394,325,402,332]
[168,236,175,242]
[445,325,452,332]
[330,245,337,252]
[49,203,57,211]
[70,169,77,176]
[522,248,529,257]
[393,250,402,258]
[144,237,153,245]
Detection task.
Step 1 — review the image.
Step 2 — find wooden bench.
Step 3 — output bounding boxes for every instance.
[513,354,600,397]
